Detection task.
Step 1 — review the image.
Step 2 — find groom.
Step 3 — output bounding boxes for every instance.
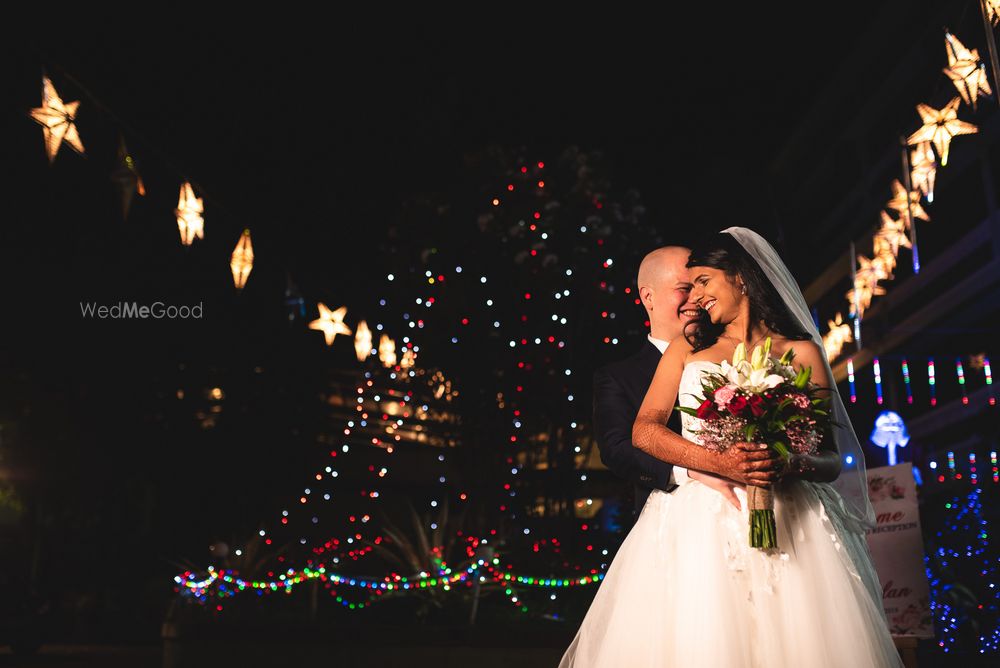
[593,246,699,525]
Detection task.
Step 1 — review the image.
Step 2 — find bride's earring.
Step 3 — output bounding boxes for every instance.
[740,283,747,295]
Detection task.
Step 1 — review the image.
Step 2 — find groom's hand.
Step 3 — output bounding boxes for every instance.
[718,442,781,487]
[687,470,743,511]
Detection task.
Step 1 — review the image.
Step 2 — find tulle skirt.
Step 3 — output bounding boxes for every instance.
[559,478,903,667]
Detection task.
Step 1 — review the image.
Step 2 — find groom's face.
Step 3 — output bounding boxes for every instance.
[661,264,700,336]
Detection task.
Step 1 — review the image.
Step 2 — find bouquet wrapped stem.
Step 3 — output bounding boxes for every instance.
[747,485,776,549]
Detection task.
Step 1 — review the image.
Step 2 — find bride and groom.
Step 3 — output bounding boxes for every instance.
[564,227,902,667]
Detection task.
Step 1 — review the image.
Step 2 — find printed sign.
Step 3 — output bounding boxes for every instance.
[864,463,933,638]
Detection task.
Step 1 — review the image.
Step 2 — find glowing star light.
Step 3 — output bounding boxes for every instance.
[876,211,912,253]
[174,182,204,246]
[309,304,351,346]
[378,334,397,367]
[29,76,85,163]
[354,320,372,362]
[886,180,930,227]
[229,229,254,291]
[987,0,1000,25]
[822,312,853,361]
[943,32,992,109]
[907,97,978,166]
[909,142,936,202]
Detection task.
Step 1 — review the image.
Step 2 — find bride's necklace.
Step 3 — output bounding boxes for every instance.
[722,331,768,352]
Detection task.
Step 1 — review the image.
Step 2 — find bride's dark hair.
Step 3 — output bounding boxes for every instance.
[683,233,812,352]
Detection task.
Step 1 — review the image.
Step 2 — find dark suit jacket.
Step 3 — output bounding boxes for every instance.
[593,339,682,523]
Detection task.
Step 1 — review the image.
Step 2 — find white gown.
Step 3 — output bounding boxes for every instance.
[559,361,903,668]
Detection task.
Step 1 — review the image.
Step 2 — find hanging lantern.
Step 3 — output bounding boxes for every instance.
[309,303,351,346]
[354,320,372,362]
[230,229,254,291]
[943,32,992,109]
[29,76,84,163]
[909,142,936,202]
[906,98,978,166]
[986,0,1000,24]
[174,182,205,246]
[378,334,397,367]
[110,135,146,220]
[885,179,930,227]
[822,312,853,361]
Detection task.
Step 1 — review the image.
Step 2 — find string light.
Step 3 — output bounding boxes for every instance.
[873,356,883,405]
[929,358,937,406]
[986,357,995,406]
[956,358,969,405]
[902,358,914,404]
[847,358,857,403]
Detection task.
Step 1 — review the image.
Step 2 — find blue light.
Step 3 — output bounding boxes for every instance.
[845,454,855,465]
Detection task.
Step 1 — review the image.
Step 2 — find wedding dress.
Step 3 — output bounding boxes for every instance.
[558,360,903,667]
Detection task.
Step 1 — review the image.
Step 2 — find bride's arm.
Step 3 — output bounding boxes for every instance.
[632,340,780,487]
[780,341,843,483]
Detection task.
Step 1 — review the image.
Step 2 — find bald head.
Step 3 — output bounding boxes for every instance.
[637,246,696,342]
[637,246,691,290]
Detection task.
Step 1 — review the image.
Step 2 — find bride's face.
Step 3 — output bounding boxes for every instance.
[689,266,744,325]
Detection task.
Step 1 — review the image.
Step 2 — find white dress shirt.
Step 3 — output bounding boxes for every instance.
[647,333,669,355]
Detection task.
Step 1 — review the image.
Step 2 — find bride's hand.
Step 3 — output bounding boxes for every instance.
[687,470,744,511]
[717,442,782,487]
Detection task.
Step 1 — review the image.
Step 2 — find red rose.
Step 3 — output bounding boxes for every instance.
[696,399,720,420]
[748,394,766,417]
[726,394,748,416]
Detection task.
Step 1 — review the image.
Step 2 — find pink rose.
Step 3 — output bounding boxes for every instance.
[714,385,736,409]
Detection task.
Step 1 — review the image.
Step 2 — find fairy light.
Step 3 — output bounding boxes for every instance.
[902,358,914,404]
[969,453,978,485]
[847,358,857,403]
[928,358,937,406]
[955,358,969,405]
[873,356,884,405]
[947,451,957,479]
[992,451,999,483]
[985,357,995,406]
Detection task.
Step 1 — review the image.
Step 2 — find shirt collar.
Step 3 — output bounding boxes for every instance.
[647,333,670,355]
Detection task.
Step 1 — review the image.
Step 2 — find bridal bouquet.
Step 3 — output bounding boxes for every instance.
[677,338,832,549]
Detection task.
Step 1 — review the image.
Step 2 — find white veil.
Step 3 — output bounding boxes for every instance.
[721,226,875,531]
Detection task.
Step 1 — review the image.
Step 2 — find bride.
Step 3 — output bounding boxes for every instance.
[559,228,902,667]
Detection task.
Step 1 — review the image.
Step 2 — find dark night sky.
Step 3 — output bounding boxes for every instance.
[1,7,938,585]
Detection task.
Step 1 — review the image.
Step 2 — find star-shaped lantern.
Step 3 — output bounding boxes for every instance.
[907,97,978,166]
[943,32,992,110]
[909,142,936,202]
[230,229,254,291]
[985,0,1000,26]
[354,320,373,362]
[29,76,85,163]
[875,211,912,258]
[886,180,930,227]
[174,182,204,246]
[822,312,853,362]
[378,334,397,367]
[309,303,351,346]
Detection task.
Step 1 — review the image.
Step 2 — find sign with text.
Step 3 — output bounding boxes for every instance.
[864,463,933,638]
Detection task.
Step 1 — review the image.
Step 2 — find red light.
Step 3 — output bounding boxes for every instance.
[524,293,531,299]
[507,184,514,191]
[537,180,545,187]
[461,318,469,325]
[533,212,541,219]
[521,166,528,173]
